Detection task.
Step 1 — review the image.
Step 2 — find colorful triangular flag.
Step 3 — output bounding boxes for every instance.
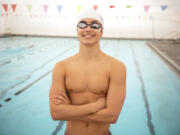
[27,5,32,12]
[57,5,63,13]
[144,5,150,13]
[2,4,8,12]
[11,4,16,12]
[109,5,115,9]
[77,5,82,13]
[161,5,167,11]
[93,5,98,11]
[149,16,153,20]
[126,5,132,8]
[43,5,48,13]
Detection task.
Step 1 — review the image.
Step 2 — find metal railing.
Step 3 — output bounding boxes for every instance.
[161,31,180,41]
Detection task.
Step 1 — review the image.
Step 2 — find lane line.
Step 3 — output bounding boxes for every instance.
[14,45,75,96]
[0,46,75,108]
[130,42,156,135]
[52,121,65,135]
[4,97,11,102]
[0,76,30,99]
[14,70,51,95]
[0,46,74,98]
[0,46,75,98]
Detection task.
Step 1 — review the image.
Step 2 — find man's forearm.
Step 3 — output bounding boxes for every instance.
[50,91,106,121]
[51,102,97,121]
[50,97,106,121]
[80,99,125,123]
[80,108,117,123]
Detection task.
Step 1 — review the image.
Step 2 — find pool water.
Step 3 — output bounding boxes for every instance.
[0,36,180,135]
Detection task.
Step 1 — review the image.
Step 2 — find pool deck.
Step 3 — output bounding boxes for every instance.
[147,40,180,76]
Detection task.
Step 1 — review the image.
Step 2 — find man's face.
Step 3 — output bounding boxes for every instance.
[77,18,103,46]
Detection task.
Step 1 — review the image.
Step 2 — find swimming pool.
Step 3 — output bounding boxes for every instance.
[0,36,180,135]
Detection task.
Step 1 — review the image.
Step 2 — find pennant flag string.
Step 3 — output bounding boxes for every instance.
[57,5,63,13]
[109,5,115,9]
[2,4,8,12]
[161,5,167,11]
[43,5,48,13]
[93,5,98,11]
[126,5,132,8]
[0,4,168,14]
[144,5,150,13]
[27,4,32,12]
[11,4,16,12]
[77,5,82,13]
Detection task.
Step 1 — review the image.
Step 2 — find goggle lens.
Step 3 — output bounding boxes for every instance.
[77,22,101,29]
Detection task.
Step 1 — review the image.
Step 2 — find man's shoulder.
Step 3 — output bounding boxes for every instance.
[105,55,126,68]
[106,57,126,80]
[54,55,77,69]
[106,56,126,73]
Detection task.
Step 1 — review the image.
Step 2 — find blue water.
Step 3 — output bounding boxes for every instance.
[0,36,180,135]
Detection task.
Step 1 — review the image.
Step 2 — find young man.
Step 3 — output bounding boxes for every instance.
[49,9,126,135]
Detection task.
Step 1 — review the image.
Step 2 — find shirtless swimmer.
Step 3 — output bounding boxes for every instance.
[49,9,126,135]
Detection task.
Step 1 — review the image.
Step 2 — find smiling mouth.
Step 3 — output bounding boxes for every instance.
[83,34,95,38]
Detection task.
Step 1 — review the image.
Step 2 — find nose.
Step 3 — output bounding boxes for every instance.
[85,25,92,32]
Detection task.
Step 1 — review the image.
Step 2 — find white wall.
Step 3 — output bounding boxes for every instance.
[0,0,180,39]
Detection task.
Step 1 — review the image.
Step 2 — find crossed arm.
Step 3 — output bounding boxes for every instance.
[49,60,126,123]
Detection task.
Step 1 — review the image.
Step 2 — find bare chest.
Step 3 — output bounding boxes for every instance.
[65,62,110,95]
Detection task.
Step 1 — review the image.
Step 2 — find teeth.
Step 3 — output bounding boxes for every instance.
[84,35,92,38]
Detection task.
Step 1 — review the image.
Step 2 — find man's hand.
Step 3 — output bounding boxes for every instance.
[53,91,70,105]
[94,97,106,111]
[80,97,106,121]
[81,97,106,114]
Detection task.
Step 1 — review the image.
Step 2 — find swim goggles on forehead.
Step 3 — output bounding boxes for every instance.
[77,21,101,29]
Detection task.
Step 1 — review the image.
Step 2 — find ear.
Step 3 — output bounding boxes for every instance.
[100,29,103,37]
[100,27,103,34]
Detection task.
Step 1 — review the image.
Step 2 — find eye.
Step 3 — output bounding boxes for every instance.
[91,23,101,29]
[78,22,87,29]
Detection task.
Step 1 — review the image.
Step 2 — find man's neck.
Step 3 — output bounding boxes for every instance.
[77,42,102,62]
